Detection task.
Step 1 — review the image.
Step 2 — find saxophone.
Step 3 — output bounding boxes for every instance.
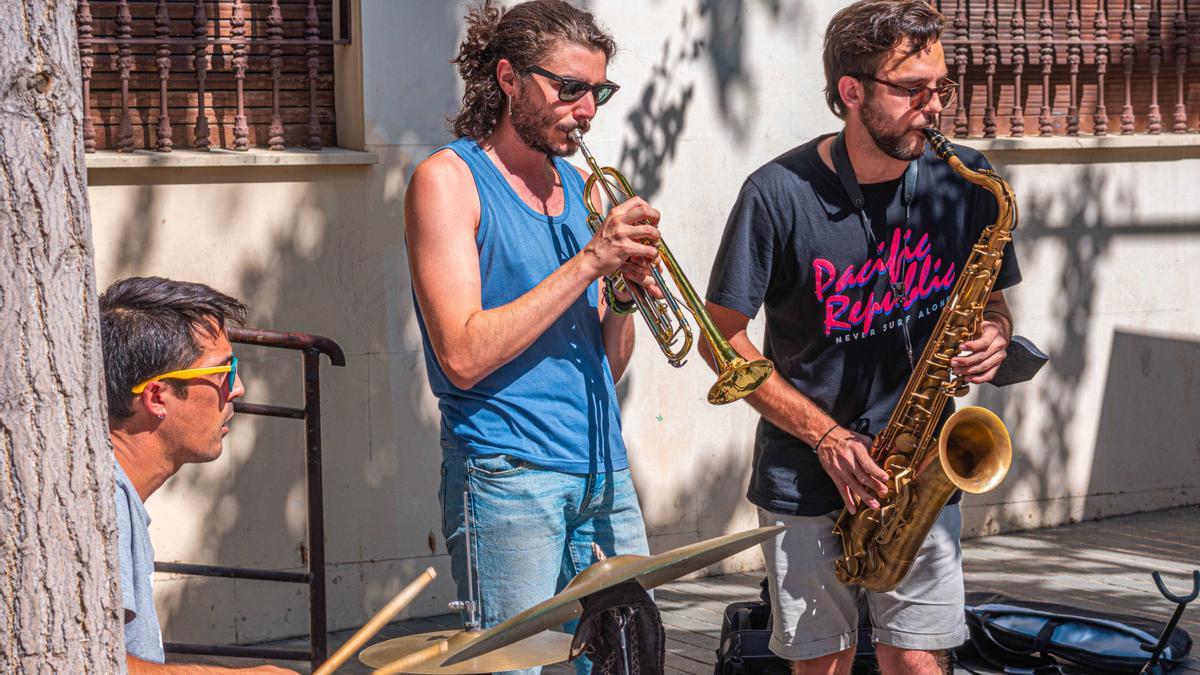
[832,127,1016,593]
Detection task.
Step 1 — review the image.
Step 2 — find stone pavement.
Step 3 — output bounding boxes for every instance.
[200,505,1200,674]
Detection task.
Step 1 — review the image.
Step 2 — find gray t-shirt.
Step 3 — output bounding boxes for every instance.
[706,134,1021,516]
[115,460,164,663]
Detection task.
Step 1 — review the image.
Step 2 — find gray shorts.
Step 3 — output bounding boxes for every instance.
[758,503,968,661]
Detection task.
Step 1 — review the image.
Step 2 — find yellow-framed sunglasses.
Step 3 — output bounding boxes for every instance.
[130,356,238,396]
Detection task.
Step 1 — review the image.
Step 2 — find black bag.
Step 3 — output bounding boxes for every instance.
[713,580,877,675]
[958,592,1193,674]
[713,599,789,675]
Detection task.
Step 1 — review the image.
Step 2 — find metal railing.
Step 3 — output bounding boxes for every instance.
[155,326,345,669]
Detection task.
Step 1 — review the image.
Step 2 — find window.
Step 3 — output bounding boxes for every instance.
[77,0,347,152]
[935,0,1197,137]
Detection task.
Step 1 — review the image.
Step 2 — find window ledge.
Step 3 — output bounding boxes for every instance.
[951,133,1200,163]
[953,133,1200,152]
[85,147,379,169]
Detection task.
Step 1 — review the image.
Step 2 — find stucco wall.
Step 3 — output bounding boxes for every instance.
[85,0,1200,646]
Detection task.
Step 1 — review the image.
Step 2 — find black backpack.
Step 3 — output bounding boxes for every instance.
[713,580,877,675]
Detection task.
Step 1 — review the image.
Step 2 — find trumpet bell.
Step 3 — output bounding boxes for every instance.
[571,127,774,405]
[708,357,774,405]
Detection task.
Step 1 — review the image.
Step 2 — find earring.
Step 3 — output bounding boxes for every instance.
[507,92,513,119]
[157,413,166,420]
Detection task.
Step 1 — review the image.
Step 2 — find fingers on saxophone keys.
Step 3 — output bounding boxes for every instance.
[853,449,889,491]
[956,348,1006,380]
[847,477,880,512]
[839,485,859,515]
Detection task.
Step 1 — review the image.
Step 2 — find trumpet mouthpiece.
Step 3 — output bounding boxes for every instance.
[569,128,585,142]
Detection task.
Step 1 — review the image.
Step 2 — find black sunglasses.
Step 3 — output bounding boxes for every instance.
[525,65,620,106]
[854,74,958,110]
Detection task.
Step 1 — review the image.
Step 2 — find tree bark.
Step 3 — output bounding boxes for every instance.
[1,2,124,672]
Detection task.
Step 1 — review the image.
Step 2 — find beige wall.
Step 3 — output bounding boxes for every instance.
[86,0,1200,645]
[958,148,1200,537]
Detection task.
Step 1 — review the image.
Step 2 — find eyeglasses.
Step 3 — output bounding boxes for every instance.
[525,65,620,106]
[131,356,238,396]
[855,74,958,110]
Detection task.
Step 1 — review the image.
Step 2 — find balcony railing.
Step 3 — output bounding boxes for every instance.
[77,0,346,152]
[934,0,1197,137]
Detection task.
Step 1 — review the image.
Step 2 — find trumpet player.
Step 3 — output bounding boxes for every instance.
[405,2,658,672]
[703,1,1022,674]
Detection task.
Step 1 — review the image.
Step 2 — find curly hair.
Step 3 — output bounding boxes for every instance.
[823,0,945,119]
[449,0,616,140]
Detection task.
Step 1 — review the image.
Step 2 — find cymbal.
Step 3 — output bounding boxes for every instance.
[442,525,785,667]
[359,629,572,674]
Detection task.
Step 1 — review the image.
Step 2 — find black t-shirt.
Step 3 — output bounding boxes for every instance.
[706,133,1022,516]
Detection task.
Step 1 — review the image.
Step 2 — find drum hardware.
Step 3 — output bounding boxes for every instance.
[446,491,480,632]
[322,502,784,673]
[442,525,784,667]
[357,491,577,673]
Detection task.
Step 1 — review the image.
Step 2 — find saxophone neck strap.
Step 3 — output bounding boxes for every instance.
[831,130,919,214]
[831,129,920,370]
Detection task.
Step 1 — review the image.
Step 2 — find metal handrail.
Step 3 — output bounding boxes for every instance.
[156,326,344,670]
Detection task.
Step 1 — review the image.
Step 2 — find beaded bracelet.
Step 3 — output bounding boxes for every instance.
[604,279,637,315]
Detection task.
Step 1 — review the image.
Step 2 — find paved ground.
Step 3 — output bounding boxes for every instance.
[197,505,1200,673]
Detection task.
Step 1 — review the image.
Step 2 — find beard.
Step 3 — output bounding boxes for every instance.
[861,94,931,161]
[510,89,587,157]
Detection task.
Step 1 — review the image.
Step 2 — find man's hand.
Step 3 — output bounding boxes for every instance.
[815,427,890,514]
[952,318,1009,384]
[582,197,661,279]
[610,259,666,303]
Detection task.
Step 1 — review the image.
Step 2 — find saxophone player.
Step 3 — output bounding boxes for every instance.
[702,1,1021,673]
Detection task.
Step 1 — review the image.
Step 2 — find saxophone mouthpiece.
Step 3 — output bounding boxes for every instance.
[923,127,957,161]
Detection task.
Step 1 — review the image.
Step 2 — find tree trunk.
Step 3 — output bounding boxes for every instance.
[0,2,123,671]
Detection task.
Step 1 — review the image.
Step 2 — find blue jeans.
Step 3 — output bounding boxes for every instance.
[439,445,650,675]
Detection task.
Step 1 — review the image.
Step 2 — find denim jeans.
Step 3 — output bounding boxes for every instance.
[439,444,650,675]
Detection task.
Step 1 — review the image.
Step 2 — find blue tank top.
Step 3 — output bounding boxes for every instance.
[414,137,627,473]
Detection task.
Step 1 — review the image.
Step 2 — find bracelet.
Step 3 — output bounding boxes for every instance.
[604,279,637,315]
[814,424,840,453]
[982,310,1013,339]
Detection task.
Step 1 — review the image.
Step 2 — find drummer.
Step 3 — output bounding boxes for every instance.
[100,276,296,674]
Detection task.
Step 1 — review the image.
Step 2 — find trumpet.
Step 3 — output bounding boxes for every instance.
[569,128,774,405]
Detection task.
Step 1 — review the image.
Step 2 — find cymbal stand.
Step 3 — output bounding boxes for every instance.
[613,606,639,675]
[447,491,481,632]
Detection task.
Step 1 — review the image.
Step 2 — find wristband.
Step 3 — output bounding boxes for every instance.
[814,424,840,453]
[982,310,1013,340]
[604,279,637,315]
